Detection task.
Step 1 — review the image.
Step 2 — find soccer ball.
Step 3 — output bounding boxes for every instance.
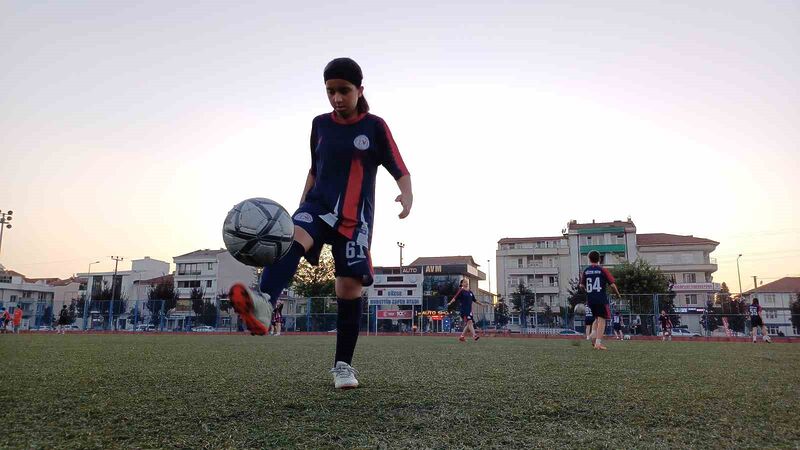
[222,198,294,267]
[574,304,586,315]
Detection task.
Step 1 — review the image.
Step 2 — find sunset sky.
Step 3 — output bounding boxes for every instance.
[1,1,798,292]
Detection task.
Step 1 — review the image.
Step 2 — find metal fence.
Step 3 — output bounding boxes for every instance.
[6,294,799,337]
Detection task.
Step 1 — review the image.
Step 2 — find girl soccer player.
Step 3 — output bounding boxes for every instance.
[749,298,772,343]
[447,279,489,342]
[270,301,284,336]
[659,310,672,341]
[229,57,413,389]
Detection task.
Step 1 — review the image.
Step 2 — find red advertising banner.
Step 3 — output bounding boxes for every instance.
[376,310,413,319]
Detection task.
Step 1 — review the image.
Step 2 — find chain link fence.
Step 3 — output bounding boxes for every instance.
[5,294,798,337]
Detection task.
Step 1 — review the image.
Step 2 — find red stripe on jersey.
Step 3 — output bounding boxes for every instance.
[337,156,364,239]
[380,119,409,177]
[330,112,367,125]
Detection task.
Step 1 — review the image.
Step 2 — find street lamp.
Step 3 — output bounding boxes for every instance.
[736,254,743,297]
[397,242,405,267]
[83,260,100,330]
[0,210,14,257]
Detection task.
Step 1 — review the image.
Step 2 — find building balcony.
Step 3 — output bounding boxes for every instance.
[497,247,567,256]
[504,266,560,275]
[176,271,202,276]
[579,244,626,254]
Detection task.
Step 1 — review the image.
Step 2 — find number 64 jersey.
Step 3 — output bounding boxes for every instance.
[581,264,616,305]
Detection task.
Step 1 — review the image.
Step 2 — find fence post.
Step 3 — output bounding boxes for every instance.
[652,293,659,336]
[82,297,90,330]
[159,300,165,331]
[306,298,311,332]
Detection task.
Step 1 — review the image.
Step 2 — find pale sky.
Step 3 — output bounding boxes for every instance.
[1,1,798,293]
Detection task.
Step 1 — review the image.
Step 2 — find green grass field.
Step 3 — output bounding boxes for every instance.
[1,334,799,449]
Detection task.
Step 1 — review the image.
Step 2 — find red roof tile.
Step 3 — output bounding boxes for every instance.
[637,233,719,246]
[409,256,480,267]
[498,236,564,244]
[745,277,800,294]
[567,220,635,230]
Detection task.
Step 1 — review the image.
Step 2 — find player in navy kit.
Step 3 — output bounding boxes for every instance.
[580,251,620,350]
[229,58,413,389]
[611,308,624,340]
[584,303,594,342]
[659,310,672,341]
[749,298,772,343]
[447,279,489,342]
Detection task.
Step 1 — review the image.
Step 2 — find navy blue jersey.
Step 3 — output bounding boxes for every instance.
[454,289,477,315]
[612,313,621,324]
[306,112,409,240]
[581,264,615,305]
[749,304,761,317]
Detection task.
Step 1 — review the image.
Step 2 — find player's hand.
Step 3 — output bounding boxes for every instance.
[395,192,413,219]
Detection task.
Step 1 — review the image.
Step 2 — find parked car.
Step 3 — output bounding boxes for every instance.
[63,325,81,331]
[34,326,53,332]
[559,329,582,335]
[191,326,216,332]
[671,328,701,337]
[135,324,156,332]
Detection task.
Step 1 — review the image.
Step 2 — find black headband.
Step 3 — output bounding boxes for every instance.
[323,58,363,87]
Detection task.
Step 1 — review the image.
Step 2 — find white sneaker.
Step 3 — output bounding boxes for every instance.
[764,336,772,343]
[330,361,359,389]
[229,283,273,336]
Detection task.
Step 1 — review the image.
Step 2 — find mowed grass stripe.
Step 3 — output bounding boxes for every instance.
[1,335,798,449]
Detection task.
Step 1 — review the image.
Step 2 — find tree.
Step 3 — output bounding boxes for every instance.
[494,298,510,328]
[292,246,336,299]
[611,259,678,333]
[790,293,800,334]
[146,280,177,326]
[510,284,534,328]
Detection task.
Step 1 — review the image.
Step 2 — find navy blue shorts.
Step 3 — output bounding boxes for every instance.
[461,313,474,323]
[292,202,374,286]
[585,316,595,326]
[613,323,622,331]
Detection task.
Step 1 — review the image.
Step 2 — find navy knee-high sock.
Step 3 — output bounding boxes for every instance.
[259,241,305,306]
[335,298,362,365]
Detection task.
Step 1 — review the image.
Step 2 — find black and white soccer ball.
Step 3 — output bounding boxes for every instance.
[222,198,294,267]
[574,303,586,316]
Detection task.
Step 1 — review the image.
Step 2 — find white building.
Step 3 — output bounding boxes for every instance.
[76,257,170,305]
[50,276,86,312]
[0,265,56,329]
[496,219,720,332]
[173,249,256,303]
[745,277,800,336]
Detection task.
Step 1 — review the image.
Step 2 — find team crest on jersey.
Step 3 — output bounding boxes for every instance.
[293,212,313,223]
[353,135,370,150]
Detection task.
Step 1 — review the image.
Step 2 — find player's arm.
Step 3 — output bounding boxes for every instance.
[609,283,621,298]
[447,288,463,306]
[395,174,413,219]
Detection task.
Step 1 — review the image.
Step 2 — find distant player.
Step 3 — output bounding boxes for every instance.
[228,57,413,389]
[611,308,624,340]
[580,251,620,350]
[659,310,672,341]
[270,301,284,336]
[56,305,70,335]
[749,298,772,343]
[447,279,488,342]
[584,303,594,342]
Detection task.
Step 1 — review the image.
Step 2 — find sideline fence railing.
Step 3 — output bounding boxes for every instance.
[6,294,799,337]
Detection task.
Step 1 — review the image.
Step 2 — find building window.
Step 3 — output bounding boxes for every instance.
[22,291,32,298]
[765,310,777,319]
[518,258,523,268]
[0,274,11,283]
[764,294,775,305]
[682,273,696,283]
[179,263,199,275]
[208,263,213,270]
[38,292,47,301]
[768,326,779,335]
[206,280,213,288]
[686,294,697,305]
